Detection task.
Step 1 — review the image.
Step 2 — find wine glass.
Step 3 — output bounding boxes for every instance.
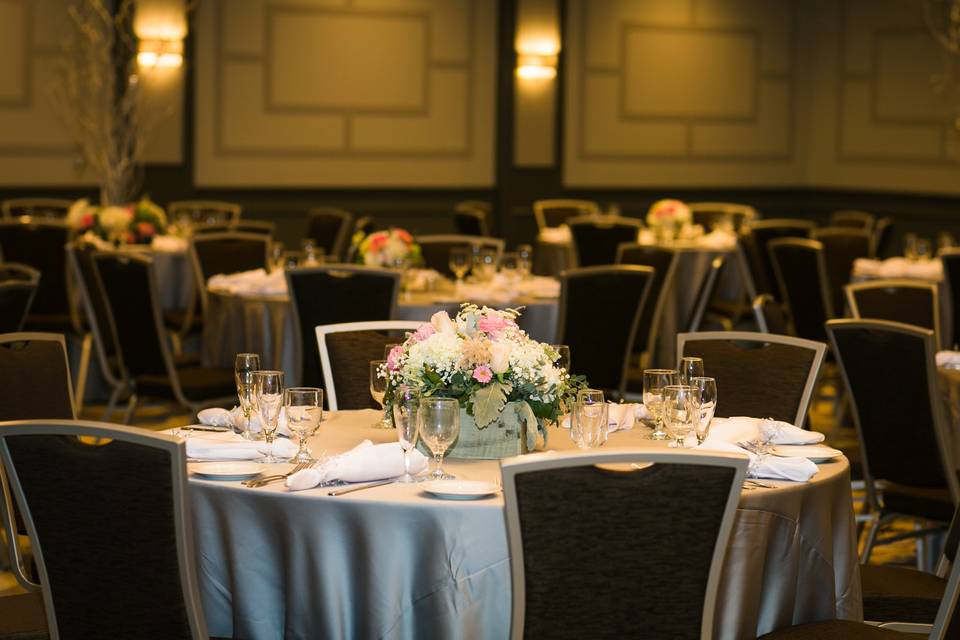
[419,397,460,480]
[904,233,918,260]
[663,385,696,448]
[499,252,520,280]
[550,344,571,373]
[235,353,261,440]
[300,239,320,266]
[679,357,704,385]
[571,388,607,449]
[643,369,678,440]
[915,238,932,261]
[449,248,471,288]
[691,376,717,445]
[254,370,284,463]
[270,242,285,272]
[284,387,323,463]
[517,244,533,279]
[473,249,497,282]
[392,385,423,483]
[369,360,390,428]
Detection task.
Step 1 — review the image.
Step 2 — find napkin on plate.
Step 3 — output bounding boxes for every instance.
[286,440,428,491]
[197,406,293,438]
[697,438,819,482]
[937,351,960,369]
[707,417,824,446]
[186,433,298,461]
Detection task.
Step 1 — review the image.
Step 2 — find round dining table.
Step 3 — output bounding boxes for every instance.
[187,410,861,640]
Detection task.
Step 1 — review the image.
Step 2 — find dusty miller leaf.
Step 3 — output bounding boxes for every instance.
[472,381,512,428]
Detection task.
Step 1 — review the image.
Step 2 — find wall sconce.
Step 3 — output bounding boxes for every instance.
[516,53,558,79]
[137,38,183,68]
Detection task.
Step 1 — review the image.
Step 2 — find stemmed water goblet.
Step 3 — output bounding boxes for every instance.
[418,397,460,480]
[449,248,471,290]
[392,385,423,483]
[254,370,284,463]
[369,360,391,428]
[643,368,678,440]
[663,384,696,448]
[284,387,323,463]
[679,357,704,385]
[691,376,717,445]
[517,244,533,279]
[235,353,261,440]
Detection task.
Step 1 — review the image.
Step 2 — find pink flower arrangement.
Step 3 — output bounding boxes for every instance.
[472,365,493,383]
[645,199,691,228]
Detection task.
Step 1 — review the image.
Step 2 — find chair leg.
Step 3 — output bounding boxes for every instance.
[861,513,881,563]
[74,333,93,416]
[102,385,123,423]
[121,394,139,425]
[170,331,183,357]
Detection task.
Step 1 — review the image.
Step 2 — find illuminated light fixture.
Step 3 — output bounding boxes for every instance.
[516,53,558,79]
[137,38,183,68]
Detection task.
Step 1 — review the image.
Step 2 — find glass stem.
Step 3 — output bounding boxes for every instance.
[403,449,411,477]
[434,451,443,476]
[298,434,308,455]
[265,431,274,446]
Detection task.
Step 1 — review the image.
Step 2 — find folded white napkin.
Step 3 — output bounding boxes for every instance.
[708,417,824,446]
[198,406,293,438]
[537,226,572,244]
[698,230,737,250]
[186,433,298,461]
[150,235,188,253]
[561,403,652,432]
[852,257,943,281]
[285,440,428,491]
[208,268,288,295]
[937,351,960,369]
[698,438,819,482]
[513,276,561,299]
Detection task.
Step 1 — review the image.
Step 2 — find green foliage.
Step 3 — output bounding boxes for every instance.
[471,381,513,428]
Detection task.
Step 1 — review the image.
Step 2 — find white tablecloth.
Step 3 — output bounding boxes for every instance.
[187,410,861,640]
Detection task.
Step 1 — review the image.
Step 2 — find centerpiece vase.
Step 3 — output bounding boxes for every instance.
[417,401,547,460]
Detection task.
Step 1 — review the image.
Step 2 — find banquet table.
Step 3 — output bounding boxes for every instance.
[187,410,861,640]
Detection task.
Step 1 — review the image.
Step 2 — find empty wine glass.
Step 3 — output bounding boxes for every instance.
[550,344,571,372]
[904,233,918,260]
[270,242,285,273]
[235,353,261,440]
[572,388,607,449]
[419,397,460,480]
[472,249,497,282]
[643,369,678,440]
[392,385,423,483]
[499,252,520,280]
[254,370,284,463]
[663,385,696,448]
[449,248,471,288]
[915,238,932,261]
[284,387,323,463]
[691,376,717,445]
[679,357,704,385]
[517,244,533,279]
[369,360,390,428]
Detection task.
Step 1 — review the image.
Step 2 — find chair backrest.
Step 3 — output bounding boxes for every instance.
[533,199,600,230]
[829,209,875,231]
[686,255,726,333]
[189,232,270,312]
[416,235,505,277]
[0,420,207,639]
[191,220,274,236]
[306,207,353,259]
[615,244,680,363]
[568,216,642,267]
[846,279,940,340]
[942,250,960,348]
[1,199,72,220]
[0,333,75,421]
[0,265,39,333]
[768,238,833,342]
[65,242,122,383]
[744,219,816,296]
[677,331,826,427]
[751,294,793,335]
[826,320,958,510]
[286,266,401,387]
[452,206,489,237]
[168,200,241,225]
[687,202,756,232]
[501,449,747,640]
[0,263,40,282]
[557,266,654,397]
[812,227,873,315]
[873,216,894,257]
[0,220,71,317]
[316,321,423,410]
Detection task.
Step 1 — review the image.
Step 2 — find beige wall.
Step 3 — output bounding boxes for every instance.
[193,0,497,187]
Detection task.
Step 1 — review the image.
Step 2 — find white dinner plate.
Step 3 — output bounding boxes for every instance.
[189,462,264,480]
[421,480,500,500]
[771,444,843,463]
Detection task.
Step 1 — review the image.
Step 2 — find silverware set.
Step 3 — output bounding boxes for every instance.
[243,462,312,488]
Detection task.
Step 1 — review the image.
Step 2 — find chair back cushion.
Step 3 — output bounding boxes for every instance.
[192,234,268,282]
[0,337,73,420]
[453,210,486,236]
[568,219,640,267]
[69,243,118,359]
[326,331,395,409]
[850,284,937,333]
[0,222,70,316]
[0,282,36,332]
[941,253,960,345]
[768,240,831,341]
[307,209,352,257]
[616,245,676,355]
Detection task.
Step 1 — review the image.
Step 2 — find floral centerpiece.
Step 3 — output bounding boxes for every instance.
[352,228,422,268]
[67,197,168,245]
[381,304,586,459]
[646,199,691,239]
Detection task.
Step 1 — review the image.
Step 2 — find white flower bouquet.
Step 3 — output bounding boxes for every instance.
[645,199,691,229]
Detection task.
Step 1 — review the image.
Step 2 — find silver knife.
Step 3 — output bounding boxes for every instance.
[327,479,395,496]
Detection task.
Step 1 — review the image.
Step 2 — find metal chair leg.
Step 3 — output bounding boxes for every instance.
[102,385,123,423]
[121,394,139,425]
[74,333,93,416]
[861,513,881,563]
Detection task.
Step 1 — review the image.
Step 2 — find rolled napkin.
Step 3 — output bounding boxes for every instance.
[197,406,292,438]
[286,440,428,491]
[537,226,572,244]
[698,230,737,250]
[207,268,288,295]
[852,257,943,281]
[150,235,188,253]
[937,351,960,369]
[698,438,819,482]
[186,433,298,461]
[708,416,824,446]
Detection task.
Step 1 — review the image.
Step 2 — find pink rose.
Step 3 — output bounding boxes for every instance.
[369,234,388,252]
[430,310,456,335]
[477,315,514,336]
[411,324,435,343]
[136,221,155,237]
[394,229,413,243]
[387,345,405,371]
[80,214,94,229]
[472,365,493,384]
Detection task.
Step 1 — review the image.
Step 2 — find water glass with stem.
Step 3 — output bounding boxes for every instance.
[517,244,533,279]
[254,370,285,463]
[572,388,607,449]
[663,384,696,448]
[235,353,261,440]
[679,357,704,385]
[473,249,497,282]
[392,385,423,483]
[418,397,461,480]
[691,376,717,445]
[369,360,391,427]
[643,369,678,440]
[284,387,323,463]
[449,248,471,289]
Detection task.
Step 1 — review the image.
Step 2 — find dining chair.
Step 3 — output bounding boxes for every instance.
[615,244,679,371]
[453,201,491,236]
[532,199,600,231]
[752,294,793,335]
[0,198,72,220]
[345,216,377,262]
[416,235,505,278]
[812,227,873,315]
[829,209,876,232]
[567,216,642,267]
[93,253,236,422]
[557,266,654,399]
[0,419,209,639]
[685,255,729,332]
[191,220,275,236]
[873,216,895,258]
[742,219,816,296]
[168,200,241,225]
[846,279,940,343]
[189,232,271,315]
[676,331,826,427]
[501,448,747,640]
[286,266,401,388]
[0,219,74,334]
[687,202,757,232]
[768,238,834,342]
[0,264,39,333]
[306,207,353,260]
[315,320,423,410]
[826,320,959,563]
[939,249,960,349]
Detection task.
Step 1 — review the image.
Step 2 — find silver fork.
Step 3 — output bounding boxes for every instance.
[243,462,310,488]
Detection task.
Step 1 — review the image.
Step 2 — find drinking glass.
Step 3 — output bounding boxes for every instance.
[938,232,957,254]
[691,376,717,445]
[419,397,461,480]
[392,385,423,483]
[369,360,390,427]
[915,238,932,261]
[550,344,571,372]
[499,252,520,280]
[473,249,497,282]
[235,353,261,440]
[904,233,918,260]
[270,242,285,272]
[571,388,607,449]
[449,247,471,288]
[517,244,533,279]
[254,370,285,463]
[643,369,678,440]
[663,385,696,448]
[284,387,323,463]
[679,357,704,385]
[300,239,320,266]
